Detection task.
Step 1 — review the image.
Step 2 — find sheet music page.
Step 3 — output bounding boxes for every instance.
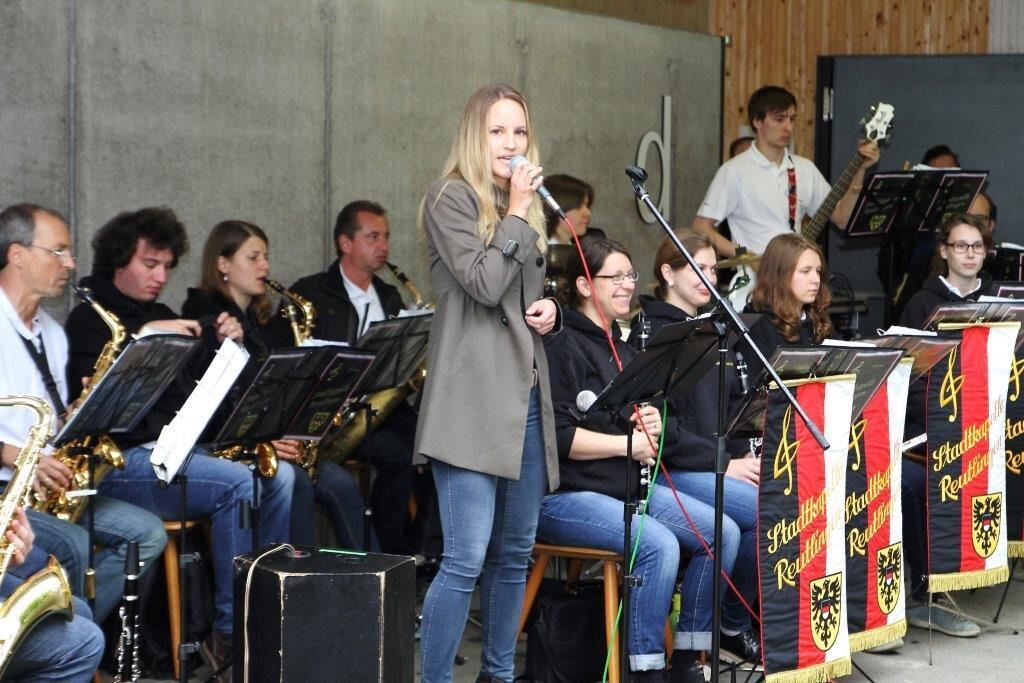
[151,339,250,483]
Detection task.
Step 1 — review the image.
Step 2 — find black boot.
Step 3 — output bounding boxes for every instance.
[719,628,762,670]
[628,670,666,682]
[668,650,705,683]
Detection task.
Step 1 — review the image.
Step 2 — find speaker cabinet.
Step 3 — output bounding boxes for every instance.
[233,545,415,682]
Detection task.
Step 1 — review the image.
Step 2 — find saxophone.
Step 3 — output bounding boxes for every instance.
[0,396,75,678]
[264,278,321,477]
[315,262,430,464]
[32,285,126,522]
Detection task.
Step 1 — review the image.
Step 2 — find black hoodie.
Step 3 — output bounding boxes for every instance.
[543,307,683,499]
[899,273,994,330]
[65,274,199,448]
[630,295,751,470]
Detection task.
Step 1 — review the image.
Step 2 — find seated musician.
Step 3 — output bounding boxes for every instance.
[287,200,420,555]
[542,174,604,244]
[895,212,994,639]
[541,237,746,683]
[632,230,760,665]
[691,86,878,261]
[62,206,295,676]
[736,233,833,380]
[181,220,369,549]
[0,203,166,626]
[2,507,104,681]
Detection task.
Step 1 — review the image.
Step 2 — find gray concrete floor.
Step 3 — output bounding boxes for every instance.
[121,567,1024,681]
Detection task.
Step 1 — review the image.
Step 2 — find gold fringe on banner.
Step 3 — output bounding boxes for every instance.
[765,657,852,683]
[1008,540,1024,559]
[849,619,907,653]
[928,565,1010,593]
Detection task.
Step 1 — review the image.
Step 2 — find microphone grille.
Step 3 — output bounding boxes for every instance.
[576,390,598,413]
[507,155,528,171]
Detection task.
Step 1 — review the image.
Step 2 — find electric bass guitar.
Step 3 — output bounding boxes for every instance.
[725,102,895,310]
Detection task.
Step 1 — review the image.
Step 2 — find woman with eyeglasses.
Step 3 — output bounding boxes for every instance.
[630,230,761,666]
[893,212,993,641]
[899,212,995,330]
[540,236,738,682]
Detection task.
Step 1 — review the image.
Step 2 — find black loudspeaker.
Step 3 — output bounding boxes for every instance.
[232,545,415,682]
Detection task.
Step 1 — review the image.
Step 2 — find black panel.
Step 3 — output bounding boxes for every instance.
[818,54,1024,332]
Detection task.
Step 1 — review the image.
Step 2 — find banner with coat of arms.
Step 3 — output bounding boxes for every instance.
[1003,345,1024,557]
[926,323,1017,591]
[845,359,911,652]
[758,376,855,683]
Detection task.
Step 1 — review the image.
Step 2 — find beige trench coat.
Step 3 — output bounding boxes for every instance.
[414,177,560,491]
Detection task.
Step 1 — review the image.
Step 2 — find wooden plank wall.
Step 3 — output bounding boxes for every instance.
[711,0,989,161]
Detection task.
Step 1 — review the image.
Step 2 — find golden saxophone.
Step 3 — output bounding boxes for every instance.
[315,262,430,465]
[263,278,322,477]
[32,285,126,523]
[0,395,74,677]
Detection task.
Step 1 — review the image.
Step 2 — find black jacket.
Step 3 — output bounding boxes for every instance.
[899,273,994,330]
[65,274,195,447]
[899,274,994,440]
[736,305,818,384]
[543,307,684,499]
[630,295,751,470]
[288,260,404,344]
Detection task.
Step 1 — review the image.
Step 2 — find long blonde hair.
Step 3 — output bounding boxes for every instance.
[424,84,546,250]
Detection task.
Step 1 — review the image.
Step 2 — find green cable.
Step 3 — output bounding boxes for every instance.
[602,400,668,683]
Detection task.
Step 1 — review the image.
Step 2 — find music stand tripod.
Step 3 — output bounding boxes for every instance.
[625,164,830,680]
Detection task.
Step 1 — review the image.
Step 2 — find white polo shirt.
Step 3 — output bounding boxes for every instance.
[696,144,832,255]
[0,286,68,479]
[340,265,386,338]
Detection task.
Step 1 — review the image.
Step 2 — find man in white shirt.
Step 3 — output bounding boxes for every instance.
[0,202,166,627]
[693,86,879,259]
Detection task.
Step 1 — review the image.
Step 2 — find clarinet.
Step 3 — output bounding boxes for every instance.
[636,312,653,508]
[114,540,141,683]
[734,352,761,458]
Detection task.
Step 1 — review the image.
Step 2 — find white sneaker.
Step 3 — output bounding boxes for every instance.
[906,603,980,637]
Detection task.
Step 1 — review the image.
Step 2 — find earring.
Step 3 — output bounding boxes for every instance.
[667,281,675,288]
[222,273,229,283]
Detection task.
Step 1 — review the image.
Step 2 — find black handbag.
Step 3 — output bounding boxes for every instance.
[522,580,609,683]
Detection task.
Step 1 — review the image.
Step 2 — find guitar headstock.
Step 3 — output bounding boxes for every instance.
[861,103,895,143]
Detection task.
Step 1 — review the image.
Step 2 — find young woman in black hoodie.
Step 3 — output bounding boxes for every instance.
[540,237,743,683]
[895,213,993,638]
[182,220,370,550]
[633,230,760,663]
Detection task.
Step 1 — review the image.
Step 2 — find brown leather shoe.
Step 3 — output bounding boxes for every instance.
[200,630,233,682]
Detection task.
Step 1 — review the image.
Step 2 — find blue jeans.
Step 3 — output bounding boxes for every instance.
[902,458,928,599]
[664,470,757,634]
[290,460,378,551]
[18,496,166,623]
[538,485,740,671]
[98,445,294,634]
[1,573,104,681]
[420,387,547,683]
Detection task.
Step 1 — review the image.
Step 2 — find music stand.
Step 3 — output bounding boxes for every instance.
[346,313,432,549]
[725,345,905,439]
[54,333,199,610]
[574,316,729,678]
[844,169,988,325]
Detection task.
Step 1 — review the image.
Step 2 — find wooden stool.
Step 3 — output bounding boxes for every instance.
[516,543,624,683]
[162,519,210,680]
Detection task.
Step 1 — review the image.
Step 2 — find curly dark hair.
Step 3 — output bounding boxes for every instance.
[91,207,189,278]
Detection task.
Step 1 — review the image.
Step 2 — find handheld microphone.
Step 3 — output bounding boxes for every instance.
[508,155,565,217]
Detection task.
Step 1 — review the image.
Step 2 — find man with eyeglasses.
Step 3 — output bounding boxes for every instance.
[0,202,167,659]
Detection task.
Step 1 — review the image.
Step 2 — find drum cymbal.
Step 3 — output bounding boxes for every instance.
[718,253,762,269]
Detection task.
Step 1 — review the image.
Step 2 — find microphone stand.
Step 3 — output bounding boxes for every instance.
[625,165,830,681]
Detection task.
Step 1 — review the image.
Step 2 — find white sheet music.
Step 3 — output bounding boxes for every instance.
[150,339,250,483]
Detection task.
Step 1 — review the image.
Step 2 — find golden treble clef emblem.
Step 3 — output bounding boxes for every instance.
[939,347,965,423]
[848,418,867,471]
[773,405,800,495]
[1009,354,1024,402]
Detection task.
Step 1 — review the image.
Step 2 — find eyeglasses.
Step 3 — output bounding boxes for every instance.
[593,270,639,285]
[945,241,986,255]
[27,244,75,263]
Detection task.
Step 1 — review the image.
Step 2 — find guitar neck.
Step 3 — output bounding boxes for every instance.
[803,152,864,243]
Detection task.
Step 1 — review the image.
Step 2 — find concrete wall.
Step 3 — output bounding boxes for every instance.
[1,0,721,318]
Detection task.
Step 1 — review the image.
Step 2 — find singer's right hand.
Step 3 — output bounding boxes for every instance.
[508,159,543,220]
